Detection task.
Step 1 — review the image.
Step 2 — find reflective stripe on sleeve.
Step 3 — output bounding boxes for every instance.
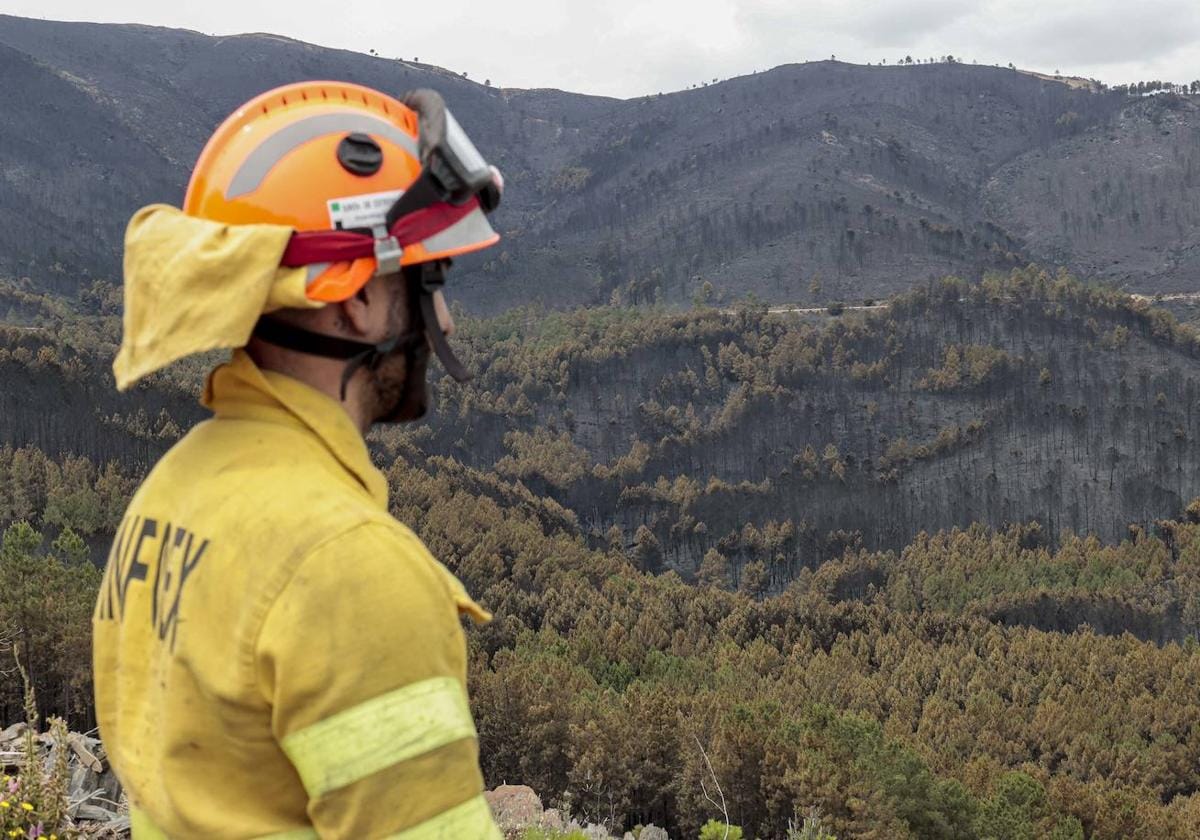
[281,675,477,797]
[131,807,318,840]
[130,808,167,840]
[384,794,502,840]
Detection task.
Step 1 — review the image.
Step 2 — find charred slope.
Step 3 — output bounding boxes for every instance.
[1,16,1199,310]
[0,282,202,469]
[414,269,1200,581]
[985,94,1200,292]
[5,266,1200,589]
[486,60,1131,311]
[0,38,183,297]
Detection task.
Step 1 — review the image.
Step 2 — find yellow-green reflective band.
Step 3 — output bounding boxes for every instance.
[281,675,476,797]
[131,807,167,840]
[385,794,502,840]
[131,806,318,840]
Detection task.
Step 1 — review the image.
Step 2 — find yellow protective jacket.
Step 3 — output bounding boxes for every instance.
[92,350,502,839]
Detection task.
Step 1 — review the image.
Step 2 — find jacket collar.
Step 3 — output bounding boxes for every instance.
[202,349,389,508]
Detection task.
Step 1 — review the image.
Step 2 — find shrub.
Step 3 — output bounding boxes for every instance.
[1,649,76,839]
[699,820,744,840]
[519,828,588,840]
[788,808,838,839]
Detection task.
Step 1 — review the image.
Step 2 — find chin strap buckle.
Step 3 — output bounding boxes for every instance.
[372,225,404,275]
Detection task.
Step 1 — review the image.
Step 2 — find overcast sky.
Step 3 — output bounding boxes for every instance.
[4,0,1199,98]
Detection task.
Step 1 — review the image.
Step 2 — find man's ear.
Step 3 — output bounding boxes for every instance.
[338,280,378,337]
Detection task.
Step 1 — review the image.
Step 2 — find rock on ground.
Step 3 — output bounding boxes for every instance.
[484,784,546,834]
[482,784,639,839]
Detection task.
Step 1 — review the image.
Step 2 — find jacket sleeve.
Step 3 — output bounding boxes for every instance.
[255,521,501,838]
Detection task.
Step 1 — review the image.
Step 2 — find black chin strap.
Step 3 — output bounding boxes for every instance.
[252,317,424,400]
[409,260,472,383]
[251,263,472,401]
[417,286,470,382]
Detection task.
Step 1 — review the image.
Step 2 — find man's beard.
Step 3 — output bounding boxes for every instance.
[369,340,431,423]
[366,276,433,424]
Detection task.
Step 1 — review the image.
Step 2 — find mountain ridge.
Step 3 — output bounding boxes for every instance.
[0,15,1197,313]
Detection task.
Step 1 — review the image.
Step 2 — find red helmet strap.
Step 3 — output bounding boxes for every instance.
[279,198,479,268]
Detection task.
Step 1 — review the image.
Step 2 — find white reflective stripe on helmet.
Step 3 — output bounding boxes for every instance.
[226,113,420,200]
[418,206,498,260]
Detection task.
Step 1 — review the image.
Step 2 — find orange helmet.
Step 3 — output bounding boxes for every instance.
[184,81,500,303]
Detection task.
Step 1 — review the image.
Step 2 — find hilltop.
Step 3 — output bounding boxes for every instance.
[0,15,1198,313]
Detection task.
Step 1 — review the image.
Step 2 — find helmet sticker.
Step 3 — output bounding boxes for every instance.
[327,188,405,230]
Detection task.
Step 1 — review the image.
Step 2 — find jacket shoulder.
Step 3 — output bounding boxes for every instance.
[135,418,383,552]
[276,518,489,625]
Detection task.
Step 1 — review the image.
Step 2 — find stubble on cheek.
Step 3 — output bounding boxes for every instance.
[367,283,431,423]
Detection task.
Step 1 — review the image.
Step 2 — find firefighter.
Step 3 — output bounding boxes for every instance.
[94,81,504,838]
